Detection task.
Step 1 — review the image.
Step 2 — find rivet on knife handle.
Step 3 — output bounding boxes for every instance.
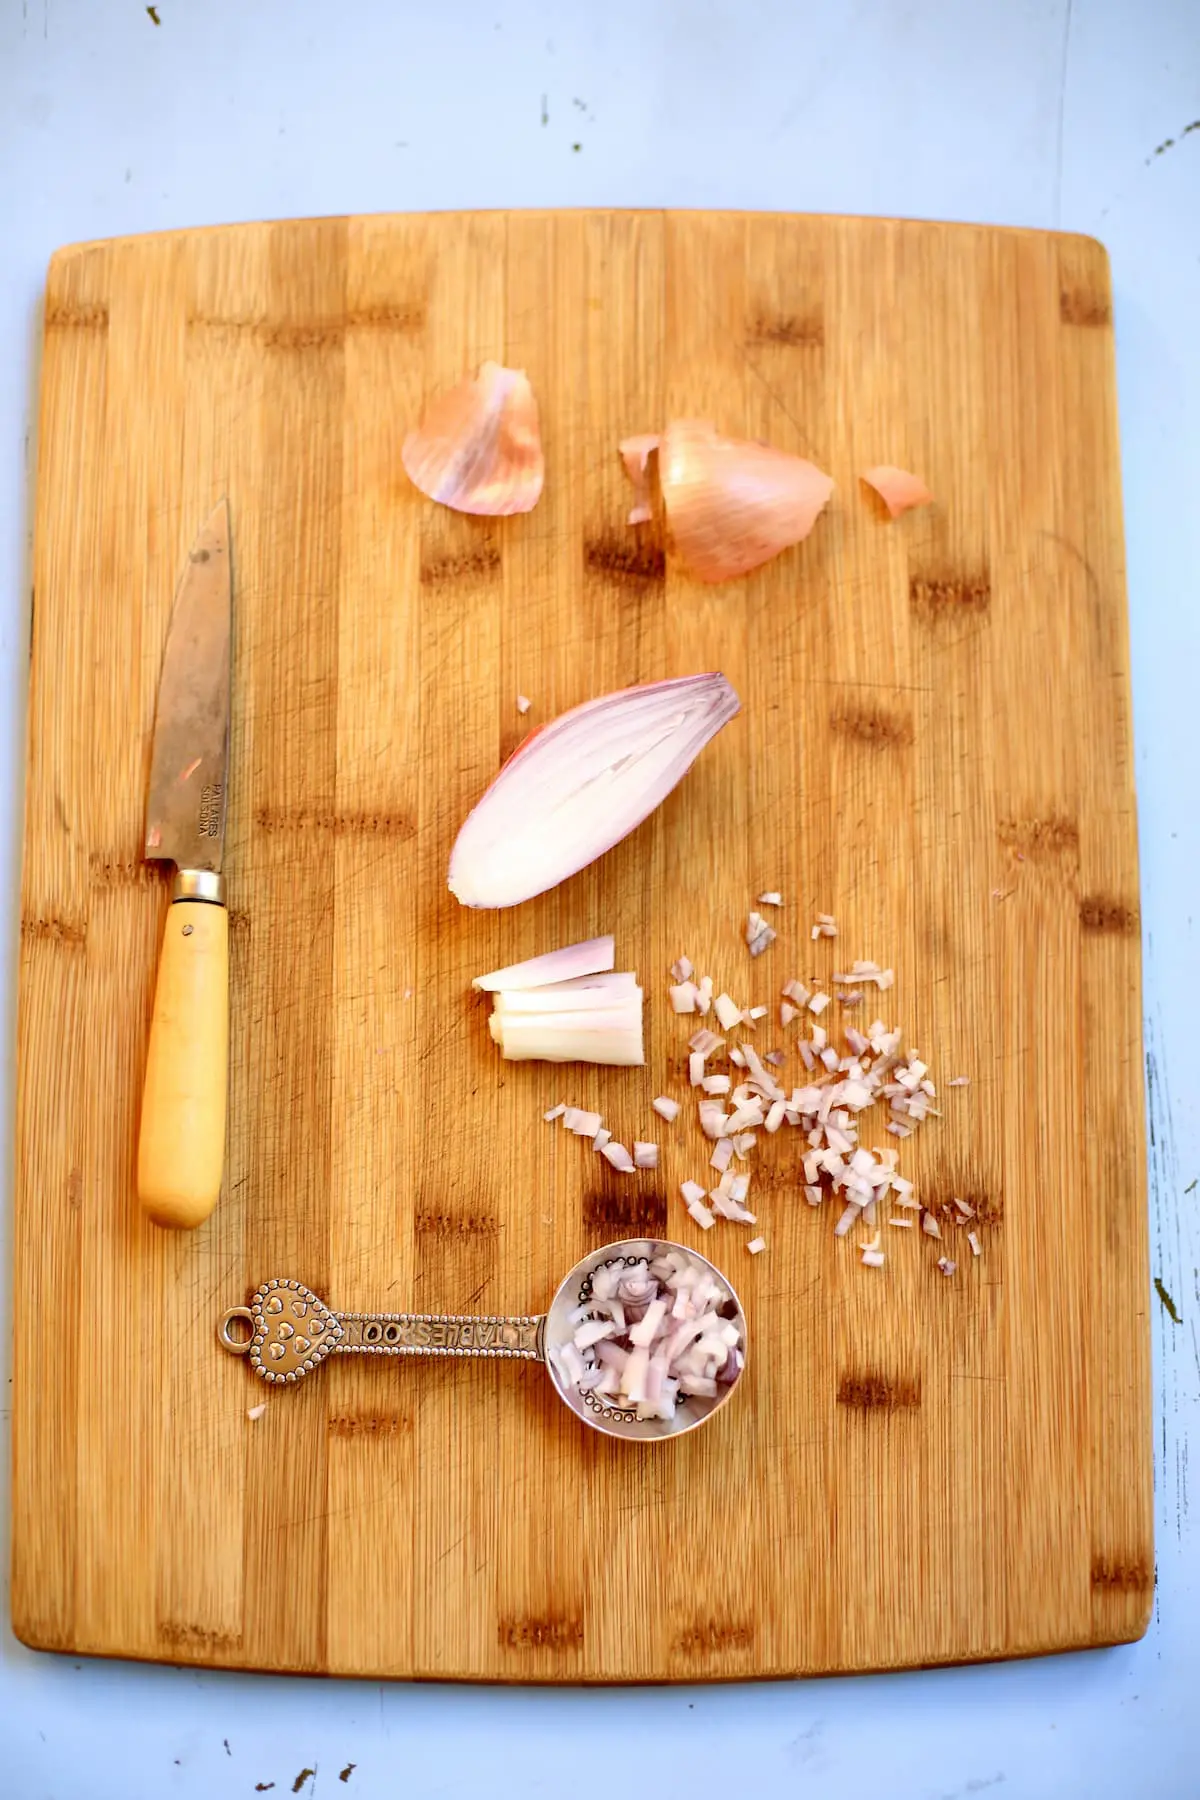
[138,870,229,1228]
[137,501,233,1230]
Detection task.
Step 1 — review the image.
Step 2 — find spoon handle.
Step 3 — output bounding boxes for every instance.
[218,1278,544,1387]
[336,1309,544,1361]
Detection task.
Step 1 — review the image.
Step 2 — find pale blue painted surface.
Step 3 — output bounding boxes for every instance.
[1,3,1196,1794]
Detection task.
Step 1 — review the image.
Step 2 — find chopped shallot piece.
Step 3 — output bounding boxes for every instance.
[757,892,783,907]
[967,1231,981,1257]
[687,1197,716,1230]
[746,1238,767,1255]
[948,1076,970,1087]
[670,956,694,983]
[780,1001,798,1026]
[936,1257,957,1277]
[698,1100,727,1139]
[861,1248,885,1268]
[247,1403,267,1421]
[567,1109,602,1136]
[403,362,544,516]
[833,965,895,991]
[680,1180,706,1206]
[574,1318,616,1349]
[765,1049,786,1067]
[670,982,698,1014]
[710,1137,734,1172]
[652,1095,680,1122]
[689,1053,705,1087]
[782,979,811,1007]
[861,464,934,519]
[601,1141,635,1173]
[516,694,532,715]
[921,1212,942,1239]
[747,1005,769,1020]
[633,1142,659,1170]
[592,1127,612,1150]
[711,1188,756,1224]
[714,993,742,1031]
[729,1047,747,1069]
[888,1217,914,1228]
[702,1074,731,1096]
[688,1028,724,1057]
[746,911,776,957]
[697,975,714,1014]
[808,992,830,1016]
[543,1103,566,1121]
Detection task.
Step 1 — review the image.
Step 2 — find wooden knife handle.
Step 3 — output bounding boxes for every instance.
[137,894,229,1229]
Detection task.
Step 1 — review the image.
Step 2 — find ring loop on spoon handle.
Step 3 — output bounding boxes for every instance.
[217,1278,544,1387]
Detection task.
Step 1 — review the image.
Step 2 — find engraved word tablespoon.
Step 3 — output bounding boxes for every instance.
[218,1237,747,1442]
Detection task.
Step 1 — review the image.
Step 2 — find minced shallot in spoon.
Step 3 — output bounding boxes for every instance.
[548,1248,744,1423]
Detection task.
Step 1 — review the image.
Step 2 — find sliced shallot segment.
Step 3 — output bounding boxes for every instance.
[860,464,933,519]
[449,673,740,908]
[402,362,544,515]
[473,936,615,992]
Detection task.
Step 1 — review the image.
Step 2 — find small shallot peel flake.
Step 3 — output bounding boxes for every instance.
[860,464,933,520]
[618,433,661,524]
[652,420,834,583]
[402,362,544,516]
[449,673,740,908]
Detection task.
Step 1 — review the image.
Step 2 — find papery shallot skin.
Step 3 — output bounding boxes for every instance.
[403,362,544,516]
[621,419,833,582]
[860,464,933,519]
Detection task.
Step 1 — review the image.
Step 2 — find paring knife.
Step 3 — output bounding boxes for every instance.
[138,500,232,1230]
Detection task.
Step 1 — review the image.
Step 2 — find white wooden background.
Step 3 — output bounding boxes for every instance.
[1,1,1196,1795]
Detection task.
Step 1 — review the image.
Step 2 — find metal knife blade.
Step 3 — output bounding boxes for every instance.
[145,500,231,874]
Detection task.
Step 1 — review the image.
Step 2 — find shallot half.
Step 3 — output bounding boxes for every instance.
[449,673,740,907]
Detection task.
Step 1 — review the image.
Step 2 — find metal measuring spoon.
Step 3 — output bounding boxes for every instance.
[218,1237,747,1442]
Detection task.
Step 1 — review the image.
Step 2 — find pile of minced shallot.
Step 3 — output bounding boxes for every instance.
[548,1248,744,1423]
[653,913,975,1272]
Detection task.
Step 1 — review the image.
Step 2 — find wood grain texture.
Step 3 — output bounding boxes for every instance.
[11,210,1151,1681]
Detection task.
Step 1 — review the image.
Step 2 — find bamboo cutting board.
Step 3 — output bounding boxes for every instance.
[12,210,1151,1681]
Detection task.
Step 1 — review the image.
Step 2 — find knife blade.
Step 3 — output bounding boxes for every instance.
[137,500,232,1229]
